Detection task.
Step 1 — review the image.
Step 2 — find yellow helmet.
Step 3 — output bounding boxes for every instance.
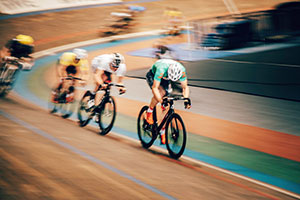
[16,34,34,45]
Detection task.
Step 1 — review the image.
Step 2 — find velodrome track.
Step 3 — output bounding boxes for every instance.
[0,30,299,199]
[1,0,300,199]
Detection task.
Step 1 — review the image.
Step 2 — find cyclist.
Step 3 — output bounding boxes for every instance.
[0,34,35,70]
[145,59,191,144]
[51,48,88,103]
[153,42,175,60]
[89,53,127,110]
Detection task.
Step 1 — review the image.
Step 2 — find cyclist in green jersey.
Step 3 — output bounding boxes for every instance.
[145,59,191,143]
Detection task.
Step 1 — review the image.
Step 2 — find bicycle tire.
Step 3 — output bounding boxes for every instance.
[165,113,187,159]
[61,101,74,118]
[48,91,74,118]
[137,106,156,149]
[98,96,116,135]
[0,65,19,97]
[48,94,59,114]
[77,91,93,127]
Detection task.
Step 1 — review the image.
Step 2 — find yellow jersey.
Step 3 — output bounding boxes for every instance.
[59,52,89,72]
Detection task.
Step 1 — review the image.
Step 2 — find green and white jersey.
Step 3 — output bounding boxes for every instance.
[151,59,186,81]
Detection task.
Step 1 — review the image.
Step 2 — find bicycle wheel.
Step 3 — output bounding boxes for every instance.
[0,83,8,97]
[61,102,74,118]
[0,81,8,97]
[77,91,93,127]
[137,106,156,149]
[48,91,60,114]
[165,113,187,159]
[98,96,116,135]
[61,92,76,118]
[0,66,19,97]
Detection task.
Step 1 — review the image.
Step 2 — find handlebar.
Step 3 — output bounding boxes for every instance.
[3,56,19,64]
[97,82,124,90]
[162,95,191,109]
[106,83,124,87]
[4,56,19,61]
[62,76,84,81]
[164,96,188,101]
[96,83,126,95]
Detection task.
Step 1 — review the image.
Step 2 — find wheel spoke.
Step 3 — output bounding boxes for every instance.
[137,106,156,148]
[166,114,186,159]
[99,97,116,135]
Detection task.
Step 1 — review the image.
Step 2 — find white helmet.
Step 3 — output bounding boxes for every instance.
[73,48,88,59]
[168,62,182,81]
[111,53,122,68]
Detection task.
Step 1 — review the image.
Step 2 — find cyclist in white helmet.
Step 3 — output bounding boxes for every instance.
[89,52,127,108]
[145,59,191,144]
[145,59,191,124]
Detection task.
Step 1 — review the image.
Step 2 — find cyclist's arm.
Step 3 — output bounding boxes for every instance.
[180,79,189,98]
[56,63,66,78]
[152,79,163,103]
[0,46,12,62]
[180,79,191,109]
[116,75,126,94]
[75,65,82,79]
[94,69,105,86]
[116,75,124,86]
[79,59,90,80]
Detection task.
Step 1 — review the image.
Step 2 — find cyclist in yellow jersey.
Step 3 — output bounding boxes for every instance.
[51,48,89,103]
[0,34,35,70]
[57,48,89,79]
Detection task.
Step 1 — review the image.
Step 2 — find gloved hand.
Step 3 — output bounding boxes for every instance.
[119,87,126,95]
[184,98,191,109]
[100,83,108,90]
[79,80,87,87]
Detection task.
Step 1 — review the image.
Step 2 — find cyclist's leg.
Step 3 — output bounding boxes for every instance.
[94,71,111,105]
[145,69,155,124]
[66,85,75,102]
[157,79,170,144]
[51,79,63,103]
[146,69,167,124]
[65,71,76,103]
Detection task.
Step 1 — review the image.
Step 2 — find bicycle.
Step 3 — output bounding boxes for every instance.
[137,95,188,159]
[77,83,124,135]
[0,56,33,97]
[48,75,83,118]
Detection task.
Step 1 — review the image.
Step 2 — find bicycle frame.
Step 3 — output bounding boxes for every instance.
[55,76,82,103]
[93,84,113,113]
[152,101,175,134]
[137,95,188,158]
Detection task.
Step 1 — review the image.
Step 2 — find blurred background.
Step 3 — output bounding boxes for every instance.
[1,0,300,199]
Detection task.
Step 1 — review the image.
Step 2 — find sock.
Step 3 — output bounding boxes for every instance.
[147,107,153,113]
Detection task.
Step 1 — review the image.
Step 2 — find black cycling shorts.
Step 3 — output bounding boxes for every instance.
[66,65,77,75]
[146,69,170,95]
[103,71,112,82]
